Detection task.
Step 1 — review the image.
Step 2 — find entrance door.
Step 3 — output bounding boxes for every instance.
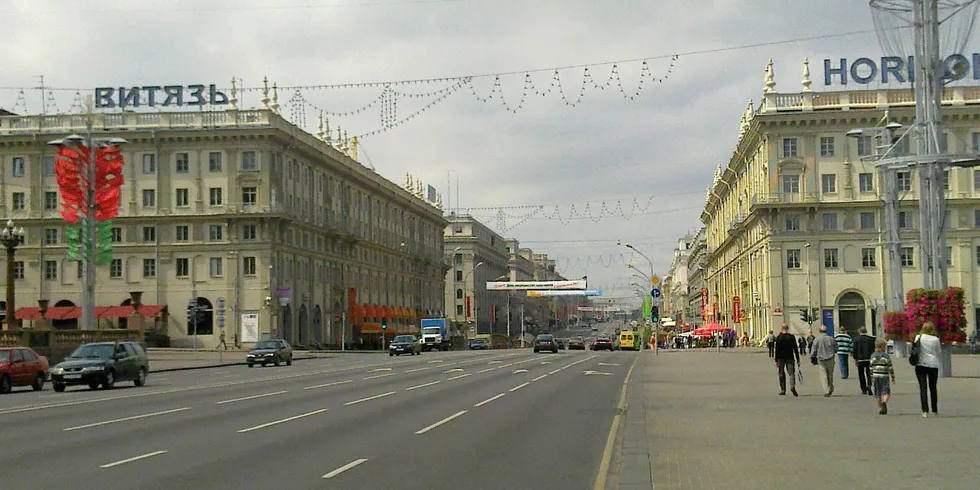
[837,292,866,335]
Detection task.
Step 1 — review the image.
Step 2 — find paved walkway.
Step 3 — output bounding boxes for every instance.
[612,348,980,489]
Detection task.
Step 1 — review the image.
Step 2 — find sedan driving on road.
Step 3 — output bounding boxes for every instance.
[0,347,49,394]
[468,338,490,350]
[590,335,613,351]
[567,337,586,350]
[533,334,559,353]
[389,335,421,356]
[247,339,293,367]
[50,341,149,392]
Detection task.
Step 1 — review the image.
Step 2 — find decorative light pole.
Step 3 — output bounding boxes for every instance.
[1,219,26,330]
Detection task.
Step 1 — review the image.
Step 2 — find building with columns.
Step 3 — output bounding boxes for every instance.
[0,83,446,349]
[664,234,694,326]
[702,58,980,342]
[685,228,707,328]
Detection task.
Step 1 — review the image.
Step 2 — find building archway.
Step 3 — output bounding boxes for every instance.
[53,300,78,330]
[313,305,323,344]
[837,291,867,336]
[0,301,6,325]
[298,305,309,346]
[189,297,214,335]
[280,305,293,343]
[119,298,132,329]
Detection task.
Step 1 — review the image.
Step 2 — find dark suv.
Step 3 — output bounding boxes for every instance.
[50,341,149,392]
[533,334,559,353]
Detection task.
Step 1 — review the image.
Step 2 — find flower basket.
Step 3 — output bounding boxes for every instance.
[904,287,968,344]
[883,312,906,341]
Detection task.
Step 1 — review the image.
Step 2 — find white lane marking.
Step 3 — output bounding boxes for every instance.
[428,360,444,364]
[216,390,288,405]
[322,458,369,479]
[446,373,471,381]
[64,407,191,432]
[583,370,613,376]
[513,369,528,374]
[444,368,464,373]
[363,373,396,380]
[549,369,561,375]
[562,355,596,370]
[405,367,430,373]
[237,408,328,433]
[368,368,392,373]
[598,362,619,366]
[415,410,468,435]
[100,450,168,469]
[474,393,505,407]
[343,391,396,406]
[488,360,502,364]
[532,374,548,382]
[509,382,530,392]
[475,367,495,374]
[304,380,353,390]
[541,361,552,365]
[406,380,441,391]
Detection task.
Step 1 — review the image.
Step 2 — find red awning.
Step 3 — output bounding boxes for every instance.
[14,307,42,321]
[17,304,167,320]
[137,305,167,317]
[383,306,394,318]
[98,305,133,319]
[354,304,367,318]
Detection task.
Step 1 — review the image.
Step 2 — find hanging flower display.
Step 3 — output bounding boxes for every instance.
[904,287,968,343]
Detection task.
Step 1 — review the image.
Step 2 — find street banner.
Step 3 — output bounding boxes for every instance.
[642,296,651,318]
[733,296,741,323]
[241,314,259,342]
[486,280,586,291]
[526,289,602,297]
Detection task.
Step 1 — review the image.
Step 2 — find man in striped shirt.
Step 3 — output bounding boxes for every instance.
[834,328,853,379]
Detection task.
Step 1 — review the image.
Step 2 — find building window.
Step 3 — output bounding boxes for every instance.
[176,258,189,278]
[209,188,223,206]
[12,157,25,177]
[784,214,801,232]
[77,262,83,280]
[781,175,800,194]
[207,152,222,172]
[819,136,835,157]
[175,188,189,207]
[175,152,189,173]
[822,213,838,231]
[946,246,953,266]
[456,305,464,316]
[455,270,463,281]
[976,246,980,266]
[242,187,257,206]
[143,259,156,278]
[456,288,463,299]
[142,154,156,174]
[899,211,911,229]
[242,151,257,171]
[943,170,950,191]
[857,135,873,156]
[860,212,876,231]
[821,174,837,193]
[142,189,156,207]
[824,248,839,268]
[11,192,25,211]
[209,225,223,241]
[243,256,257,276]
[242,224,257,241]
[44,191,58,211]
[972,132,980,152]
[858,173,874,192]
[782,138,798,157]
[894,136,910,155]
[938,133,948,153]
[44,228,58,245]
[110,259,123,279]
[862,248,876,268]
[43,156,55,177]
[111,227,122,243]
[901,247,914,267]
[209,257,223,277]
[897,171,912,191]
[44,260,57,280]
[176,225,189,242]
[786,249,802,269]
[13,261,25,280]
[142,226,156,242]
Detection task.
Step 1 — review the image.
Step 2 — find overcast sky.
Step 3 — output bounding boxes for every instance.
[3,0,978,306]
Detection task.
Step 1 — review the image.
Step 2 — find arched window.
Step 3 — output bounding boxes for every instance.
[456,289,463,299]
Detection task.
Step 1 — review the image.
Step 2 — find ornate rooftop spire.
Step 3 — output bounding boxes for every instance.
[763,59,776,93]
[801,58,812,92]
[229,77,238,110]
[261,76,270,109]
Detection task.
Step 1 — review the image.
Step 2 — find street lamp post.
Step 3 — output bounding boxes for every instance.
[464,261,484,334]
[1,219,26,330]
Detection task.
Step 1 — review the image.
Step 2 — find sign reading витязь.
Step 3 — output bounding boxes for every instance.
[823,53,980,86]
[94,85,230,109]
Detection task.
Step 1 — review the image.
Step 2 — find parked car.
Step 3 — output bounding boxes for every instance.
[50,341,149,392]
[567,337,586,350]
[591,335,613,351]
[389,335,421,356]
[533,334,559,353]
[247,339,293,367]
[0,347,49,394]
[468,338,490,350]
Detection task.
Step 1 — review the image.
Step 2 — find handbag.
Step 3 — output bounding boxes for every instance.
[810,356,818,366]
[908,335,921,366]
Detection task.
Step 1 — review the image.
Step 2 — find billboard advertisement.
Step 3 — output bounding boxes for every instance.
[486,280,587,291]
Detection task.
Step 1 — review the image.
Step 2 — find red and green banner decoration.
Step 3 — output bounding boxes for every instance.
[55,144,124,265]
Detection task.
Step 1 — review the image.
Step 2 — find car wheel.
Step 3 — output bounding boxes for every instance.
[32,373,45,391]
[53,383,66,392]
[89,382,100,390]
[553,349,558,354]
[286,356,292,366]
[533,349,539,353]
[248,363,254,368]
[102,370,116,390]
[134,367,147,387]
[262,362,268,367]
[274,357,281,367]
[0,375,11,394]
[389,352,394,356]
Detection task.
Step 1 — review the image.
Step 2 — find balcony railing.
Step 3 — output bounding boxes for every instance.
[0,109,272,135]
[761,86,980,114]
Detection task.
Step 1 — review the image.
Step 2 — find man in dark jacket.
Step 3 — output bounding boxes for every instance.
[774,324,800,396]
[851,326,876,396]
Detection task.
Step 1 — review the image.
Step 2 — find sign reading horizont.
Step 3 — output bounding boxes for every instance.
[486,280,587,291]
[824,54,980,86]
[94,85,230,109]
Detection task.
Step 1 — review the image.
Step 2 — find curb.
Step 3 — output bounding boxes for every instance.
[149,355,321,373]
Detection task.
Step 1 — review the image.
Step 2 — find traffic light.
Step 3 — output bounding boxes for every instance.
[799,308,812,324]
[381,318,388,330]
[651,306,660,323]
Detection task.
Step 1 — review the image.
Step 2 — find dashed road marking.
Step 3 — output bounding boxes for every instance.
[64,407,191,432]
[474,393,505,407]
[304,380,353,390]
[216,390,288,405]
[237,408,328,433]
[343,392,396,406]
[509,382,530,392]
[415,410,467,435]
[100,450,167,469]
[406,380,441,391]
[323,458,369,479]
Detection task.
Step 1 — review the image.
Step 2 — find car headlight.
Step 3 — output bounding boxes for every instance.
[51,367,64,375]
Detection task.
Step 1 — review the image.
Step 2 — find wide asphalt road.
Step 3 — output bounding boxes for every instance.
[0,347,638,490]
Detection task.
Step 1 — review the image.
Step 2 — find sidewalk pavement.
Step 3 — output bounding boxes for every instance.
[610,348,980,490]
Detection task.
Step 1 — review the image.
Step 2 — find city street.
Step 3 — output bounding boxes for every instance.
[0,347,638,490]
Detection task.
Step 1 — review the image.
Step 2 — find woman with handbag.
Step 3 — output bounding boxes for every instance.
[912,322,942,418]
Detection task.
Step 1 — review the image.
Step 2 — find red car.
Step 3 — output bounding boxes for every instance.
[0,347,50,394]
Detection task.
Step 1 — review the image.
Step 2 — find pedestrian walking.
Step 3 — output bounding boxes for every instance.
[913,322,942,418]
[852,327,875,395]
[774,325,800,396]
[765,331,776,358]
[806,332,815,351]
[834,328,853,379]
[797,335,807,357]
[809,326,838,397]
[218,330,228,350]
[870,340,895,415]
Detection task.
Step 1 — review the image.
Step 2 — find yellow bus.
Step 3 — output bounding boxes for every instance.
[619,330,638,351]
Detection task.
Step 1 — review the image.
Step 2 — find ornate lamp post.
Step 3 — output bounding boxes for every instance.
[2,219,26,330]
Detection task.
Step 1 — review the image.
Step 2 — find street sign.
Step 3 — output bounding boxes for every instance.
[216,297,226,309]
[650,287,662,299]
[650,275,661,286]
[217,315,225,329]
